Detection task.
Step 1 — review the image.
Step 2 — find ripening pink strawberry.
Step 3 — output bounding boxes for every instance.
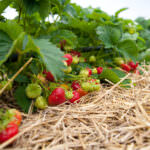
[63,54,73,66]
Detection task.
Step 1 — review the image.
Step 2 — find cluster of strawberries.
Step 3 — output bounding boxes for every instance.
[24,51,103,108]
[121,61,140,74]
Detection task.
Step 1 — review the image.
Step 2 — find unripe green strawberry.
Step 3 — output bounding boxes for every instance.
[79,69,89,77]
[128,27,136,34]
[95,79,100,84]
[89,55,96,63]
[64,46,72,51]
[35,96,47,109]
[63,66,72,74]
[65,91,73,100]
[79,57,86,63]
[81,82,91,92]
[0,80,12,91]
[93,84,100,91]
[72,56,79,64]
[89,83,96,92]
[113,57,124,66]
[26,83,42,99]
[92,68,97,74]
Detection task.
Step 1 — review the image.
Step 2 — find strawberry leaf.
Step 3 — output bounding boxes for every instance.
[0,30,13,65]
[96,25,122,48]
[14,86,31,113]
[49,29,78,48]
[0,0,11,14]
[33,39,66,80]
[115,8,128,18]
[99,68,120,84]
[117,39,138,61]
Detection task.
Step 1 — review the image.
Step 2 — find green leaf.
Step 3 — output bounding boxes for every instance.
[63,4,77,17]
[14,86,31,113]
[111,68,126,78]
[0,21,24,65]
[0,31,27,66]
[139,49,150,62]
[117,39,138,61]
[15,74,30,83]
[49,29,78,47]
[96,25,122,48]
[22,35,28,50]
[115,8,128,18]
[121,33,138,41]
[39,0,50,18]
[99,68,131,88]
[29,60,39,75]
[33,39,65,80]
[111,68,131,88]
[99,68,120,84]
[0,0,11,14]
[22,0,39,15]
[22,0,50,18]
[0,21,23,40]
[0,30,13,65]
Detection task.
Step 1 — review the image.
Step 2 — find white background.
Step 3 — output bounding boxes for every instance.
[2,0,150,20]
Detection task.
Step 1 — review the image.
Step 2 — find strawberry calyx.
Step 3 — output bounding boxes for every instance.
[65,91,74,100]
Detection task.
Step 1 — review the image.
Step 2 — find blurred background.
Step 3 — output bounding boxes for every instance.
[2,0,150,20]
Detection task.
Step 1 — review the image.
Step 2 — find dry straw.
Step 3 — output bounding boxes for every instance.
[1,65,150,150]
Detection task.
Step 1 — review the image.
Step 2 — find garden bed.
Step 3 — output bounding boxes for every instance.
[1,65,150,150]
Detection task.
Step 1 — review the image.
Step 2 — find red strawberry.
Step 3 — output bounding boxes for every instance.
[70,50,81,57]
[128,61,138,70]
[46,71,55,82]
[121,64,131,72]
[87,68,92,77]
[43,70,55,82]
[97,67,103,74]
[43,70,47,74]
[63,54,73,66]
[69,91,80,103]
[71,81,81,90]
[0,123,18,143]
[48,88,66,106]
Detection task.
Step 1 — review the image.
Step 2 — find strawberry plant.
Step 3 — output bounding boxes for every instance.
[0,0,148,114]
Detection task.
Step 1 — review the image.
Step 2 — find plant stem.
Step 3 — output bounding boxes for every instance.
[0,58,33,96]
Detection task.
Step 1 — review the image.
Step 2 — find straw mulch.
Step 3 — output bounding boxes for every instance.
[1,66,150,150]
